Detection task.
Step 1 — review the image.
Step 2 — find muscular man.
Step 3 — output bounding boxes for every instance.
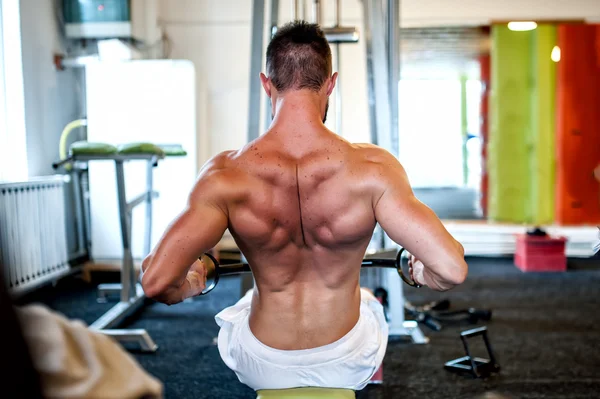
[141,21,467,391]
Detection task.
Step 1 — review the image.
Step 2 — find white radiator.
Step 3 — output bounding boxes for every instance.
[0,176,70,295]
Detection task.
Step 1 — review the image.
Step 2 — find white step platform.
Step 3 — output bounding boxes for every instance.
[443,221,599,258]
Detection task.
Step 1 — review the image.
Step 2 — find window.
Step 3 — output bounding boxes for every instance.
[0,0,27,182]
[399,79,463,188]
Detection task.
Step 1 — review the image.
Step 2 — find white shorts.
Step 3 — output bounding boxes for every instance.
[215,288,389,391]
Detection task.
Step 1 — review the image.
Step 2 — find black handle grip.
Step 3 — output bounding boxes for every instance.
[200,247,421,295]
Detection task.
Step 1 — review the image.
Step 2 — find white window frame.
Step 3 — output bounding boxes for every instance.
[0,0,27,182]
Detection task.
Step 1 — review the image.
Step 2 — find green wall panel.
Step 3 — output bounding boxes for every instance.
[530,25,557,224]
[489,26,534,222]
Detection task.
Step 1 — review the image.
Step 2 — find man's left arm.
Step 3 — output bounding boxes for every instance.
[140,174,228,305]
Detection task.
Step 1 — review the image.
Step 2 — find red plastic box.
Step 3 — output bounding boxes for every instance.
[514,234,568,272]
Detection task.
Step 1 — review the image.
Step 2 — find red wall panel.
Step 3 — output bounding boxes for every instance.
[555,24,600,225]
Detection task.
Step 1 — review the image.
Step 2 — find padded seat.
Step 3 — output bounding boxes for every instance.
[116,142,165,156]
[157,144,188,156]
[256,388,355,399]
[70,141,118,156]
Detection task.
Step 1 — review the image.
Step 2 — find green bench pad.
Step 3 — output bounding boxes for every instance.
[70,141,118,156]
[117,142,165,156]
[157,144,188,156]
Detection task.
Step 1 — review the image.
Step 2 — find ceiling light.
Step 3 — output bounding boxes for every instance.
[507,21,538,31]
[551,46,561,62]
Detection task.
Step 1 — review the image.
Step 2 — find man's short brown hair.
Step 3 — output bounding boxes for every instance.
[266,21,332,93]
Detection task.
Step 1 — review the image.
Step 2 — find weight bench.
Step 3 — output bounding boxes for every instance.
[54,141,186,352]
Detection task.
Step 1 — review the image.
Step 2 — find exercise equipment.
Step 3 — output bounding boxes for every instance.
[404,299,492,332]
[257,387,354,399]
[372,288,492,332]
[445,326,501,379]
[199,247,421,295]
[54,140,187,352]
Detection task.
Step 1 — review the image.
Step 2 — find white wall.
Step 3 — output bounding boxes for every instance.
[18,0,84,255]
[154,0,600,169]
[19,0,83,177]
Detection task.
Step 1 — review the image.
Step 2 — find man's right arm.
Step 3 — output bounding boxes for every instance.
[372,150,468,291]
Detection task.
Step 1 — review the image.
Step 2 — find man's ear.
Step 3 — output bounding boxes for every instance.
[260,73,272,98]
[326,72,338,96]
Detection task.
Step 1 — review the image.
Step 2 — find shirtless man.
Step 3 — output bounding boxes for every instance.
[141,21,468,392]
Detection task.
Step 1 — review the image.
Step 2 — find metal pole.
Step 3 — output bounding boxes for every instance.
[313,0,321,24]
[363,0,378,146]
[335,0,342,135]
[292,0,299,20]
[115,161,134,302]
[247,0,266,142]
[71,170,86,257]
[264,0,280,130]
[144,159,153,256]
[387,0,400,159]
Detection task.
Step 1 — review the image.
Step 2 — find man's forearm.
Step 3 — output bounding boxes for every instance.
[143,273,200,305]
[141,255,196,305]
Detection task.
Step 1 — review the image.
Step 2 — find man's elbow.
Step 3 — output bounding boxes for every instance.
[439,244,468,288]
[447,259,468,286]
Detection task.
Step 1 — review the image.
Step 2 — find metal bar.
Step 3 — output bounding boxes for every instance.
[387,0,400,159]
[99,329,158,353]
[115,161,135,302]
[271,0,280,28]
[403,320,429,344]
[335,44,342,134]
[333,0,342,134]
[264,0,280,130]
[247,0,266,142]
[97,283,123,303]
[313,0,322,24]
[89,285,146,330]
[363,0,378,146]
[127,191,158,214]
[292,0,299,20]
[80,170,92,253]
[71,170,86,258]
[145,159,154,256]
[460,74,469,186]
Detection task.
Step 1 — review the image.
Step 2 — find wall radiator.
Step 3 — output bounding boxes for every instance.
[0,176,70,296]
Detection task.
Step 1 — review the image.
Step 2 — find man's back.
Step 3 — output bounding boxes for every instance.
[216,128,384,349]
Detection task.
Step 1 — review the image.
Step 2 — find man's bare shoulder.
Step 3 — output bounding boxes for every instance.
[190,150,248,207]
[348,143,410,200]
[350,143,401,170]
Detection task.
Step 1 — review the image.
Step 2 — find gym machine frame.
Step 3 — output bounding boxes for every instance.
[54,153,160,352]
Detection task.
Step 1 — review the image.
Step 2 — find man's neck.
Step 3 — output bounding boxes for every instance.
[270,91,325,134]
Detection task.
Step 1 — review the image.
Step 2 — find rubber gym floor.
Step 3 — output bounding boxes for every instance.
[18,256,600,399]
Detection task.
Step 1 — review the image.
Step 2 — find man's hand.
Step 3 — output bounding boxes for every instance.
[185,258,208,298]
[408,254,426,287]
